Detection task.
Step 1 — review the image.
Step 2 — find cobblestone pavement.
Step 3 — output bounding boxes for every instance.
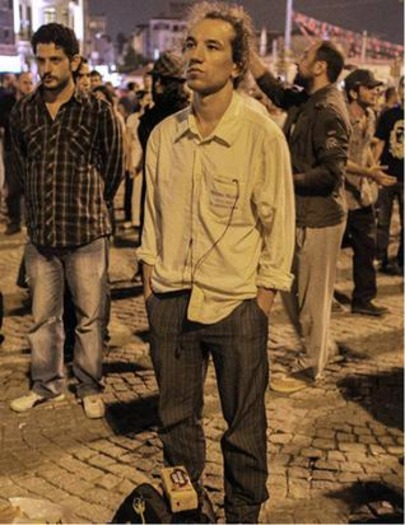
[0,207,403,523]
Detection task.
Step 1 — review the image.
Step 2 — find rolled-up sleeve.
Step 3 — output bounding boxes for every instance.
[254,130,295,291]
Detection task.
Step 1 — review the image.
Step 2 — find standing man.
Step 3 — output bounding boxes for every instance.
[0,71,35,235]
[250,41,351,392]
[9,23,124,418]
[137,51,189,237]
[375,75,404,275]
[137,2,295,522]
[343,69,396,316]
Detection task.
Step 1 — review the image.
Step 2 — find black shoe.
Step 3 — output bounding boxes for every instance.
[4,224,21,236]
[351,301,389,317]
[379,262,403,276]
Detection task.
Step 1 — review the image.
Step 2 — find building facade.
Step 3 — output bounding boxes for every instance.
[0,0,87,73]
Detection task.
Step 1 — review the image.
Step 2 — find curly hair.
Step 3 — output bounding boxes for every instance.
[186,1,255,88]
[31,23,79,58]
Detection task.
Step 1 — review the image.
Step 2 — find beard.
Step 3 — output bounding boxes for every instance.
[293,72,312,92]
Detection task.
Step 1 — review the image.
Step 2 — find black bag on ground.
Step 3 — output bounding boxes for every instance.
[110,483,216,523]
[110,483,173,523]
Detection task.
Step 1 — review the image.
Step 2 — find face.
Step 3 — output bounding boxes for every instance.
[90,73,103,89]
[18,72,34,96]
[36,43,78,92]
[356,84,379,108]
[76,62,91,93]
[183,18,240,96]
[295,43,322,90]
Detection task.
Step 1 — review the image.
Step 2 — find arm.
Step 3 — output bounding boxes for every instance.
[142,263,154,300]
[98,102,125,202]
[293,108,349,196]
[250,50,308,110]
[9,105,25,190]
[135,128,160,289]
[346,150,396,186]
[254,129,295,315]
[373,138,385,163]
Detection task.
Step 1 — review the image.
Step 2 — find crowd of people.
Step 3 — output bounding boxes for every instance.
[0,0,403,521]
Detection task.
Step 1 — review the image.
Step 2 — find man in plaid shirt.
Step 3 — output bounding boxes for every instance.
[9,23,124,419]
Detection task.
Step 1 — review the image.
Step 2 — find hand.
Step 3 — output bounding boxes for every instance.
[256,287,277,317]
[366,165,397,187]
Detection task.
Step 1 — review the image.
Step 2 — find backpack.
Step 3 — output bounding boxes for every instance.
[110,483,173,523]
[110,483,216,524]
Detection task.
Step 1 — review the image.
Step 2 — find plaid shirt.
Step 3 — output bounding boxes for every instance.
[10,87,124,247]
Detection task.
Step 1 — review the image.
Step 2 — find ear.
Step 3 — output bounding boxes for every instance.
[231,62,242,81]
[314,60,327,77]
[349,88,358,100]
[70,54,81,73]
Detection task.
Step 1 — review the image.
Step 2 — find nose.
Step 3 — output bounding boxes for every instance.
[188,44,204,63]
[42,60,52,74]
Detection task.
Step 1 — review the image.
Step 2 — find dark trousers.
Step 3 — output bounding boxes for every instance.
[343,206,377,305]
[146,292,269,523]
[4,150,23,227]
[377,182,404,267]
[123,172,134,222]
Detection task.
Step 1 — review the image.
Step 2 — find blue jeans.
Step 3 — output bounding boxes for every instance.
[25,237,108,398]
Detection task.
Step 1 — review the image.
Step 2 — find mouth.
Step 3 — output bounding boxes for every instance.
[187,68,203,75]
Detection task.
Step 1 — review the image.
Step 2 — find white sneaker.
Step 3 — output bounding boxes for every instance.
[10,391,65,413]
[82,394,105,419]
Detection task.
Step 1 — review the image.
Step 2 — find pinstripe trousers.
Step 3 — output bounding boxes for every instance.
[146,291,269,523]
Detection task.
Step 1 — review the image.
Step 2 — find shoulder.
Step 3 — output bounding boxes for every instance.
[239,95,285,143]
[316,88,350,129]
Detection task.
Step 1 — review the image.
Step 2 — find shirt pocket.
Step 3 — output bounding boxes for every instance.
[23,124,47,160]
[208,175,243,221]
[68,125,92,159]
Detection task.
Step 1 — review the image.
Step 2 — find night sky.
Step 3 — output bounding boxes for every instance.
[89,0,404,45]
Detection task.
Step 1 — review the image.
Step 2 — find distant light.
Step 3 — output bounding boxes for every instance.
[0,55,22,72]
[153,49,160,60]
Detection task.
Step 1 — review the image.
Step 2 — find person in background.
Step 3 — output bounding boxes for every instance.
[0,71,35,235]
[137,2,295,521]
[380,85,399,115]
[90,69,103,90]
[75,56,91,94]
[123,90,149,231]
[137,52,190,236]
[250,40,351,393]
[9,23,124,418]
[375,75,404,276]
[0,73,17,98]
[343,69,396,316]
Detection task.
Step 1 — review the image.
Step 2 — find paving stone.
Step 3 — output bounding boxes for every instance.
[0,207,402,524]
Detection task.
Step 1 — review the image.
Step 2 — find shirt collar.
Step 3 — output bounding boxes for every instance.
[34,84,84,106]
[174,91,243,146]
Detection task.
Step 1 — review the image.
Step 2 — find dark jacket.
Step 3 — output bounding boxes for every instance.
[257,73,351,228]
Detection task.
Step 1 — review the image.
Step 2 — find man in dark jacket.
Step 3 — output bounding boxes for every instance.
[137,52,189,237]
[250,41,351,392]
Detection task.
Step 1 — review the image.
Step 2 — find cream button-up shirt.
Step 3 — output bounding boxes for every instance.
[137,92,295,324]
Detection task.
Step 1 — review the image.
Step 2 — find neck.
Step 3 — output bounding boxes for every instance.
[192,83,234,137]
[349,100,366,119]
[43,77,75,105]
[309,76,330,95]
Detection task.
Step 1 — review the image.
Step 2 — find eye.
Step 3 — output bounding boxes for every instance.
[183,40,196,51]
[207,43,219,51]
